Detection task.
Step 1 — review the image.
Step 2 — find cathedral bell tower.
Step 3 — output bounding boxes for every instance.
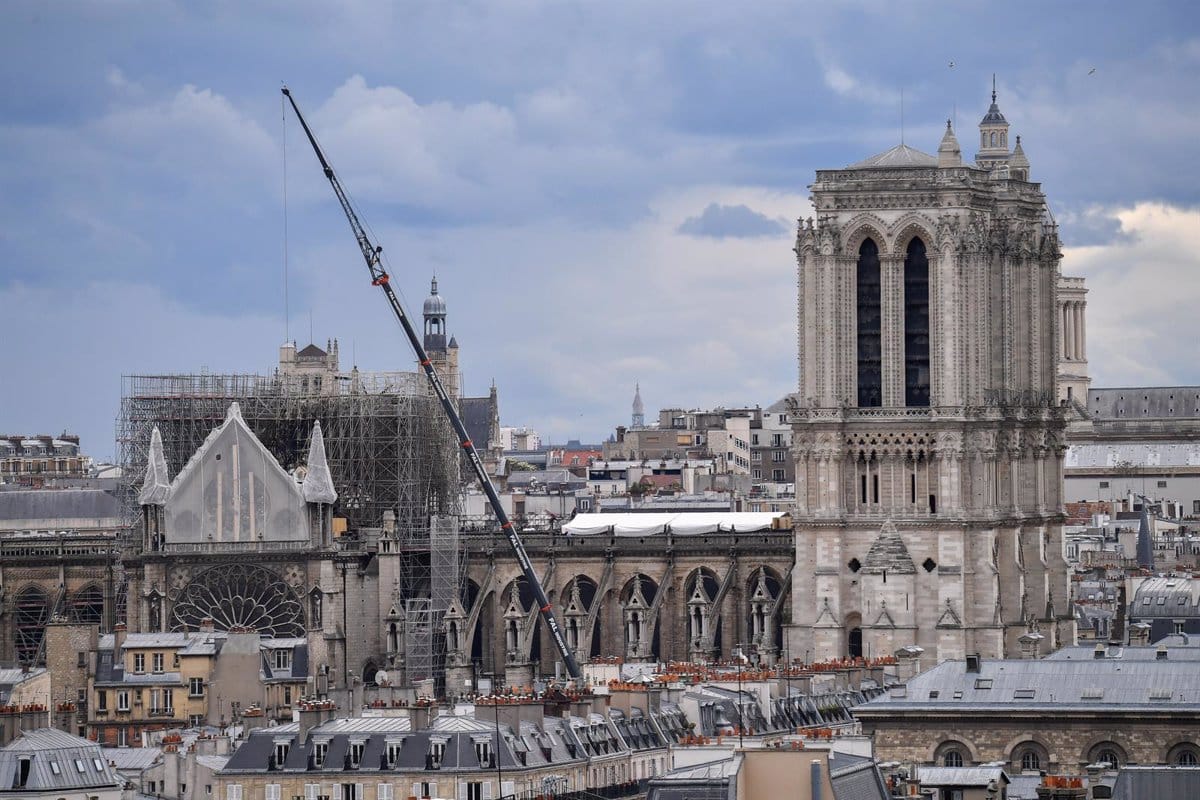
[423,276,460,399]
[787,84,1073,667]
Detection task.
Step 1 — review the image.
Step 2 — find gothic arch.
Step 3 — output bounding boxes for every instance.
[460,578,484,664]
[842,218,889,257]
[13,585,49,665]
[888,214,938,254]
[843,611,863,659]
[70,583,104,624]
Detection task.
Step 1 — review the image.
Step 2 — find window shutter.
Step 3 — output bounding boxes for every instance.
[500,781,514,799]
[305,785,318,800]
[456,783,467,800]
[376,785,391,800]
[412,784,420,799]
[428,784,436,798]
[267,785,281,800]
[482,781,493,800]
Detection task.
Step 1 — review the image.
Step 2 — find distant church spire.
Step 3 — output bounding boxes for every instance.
[632,383,645,427]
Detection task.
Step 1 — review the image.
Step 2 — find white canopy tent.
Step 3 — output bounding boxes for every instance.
[562,511,790,537]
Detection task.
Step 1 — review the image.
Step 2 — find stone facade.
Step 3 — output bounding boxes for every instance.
[448,530,795,688]
[869,716,1200,772]
[788,91,1074,666]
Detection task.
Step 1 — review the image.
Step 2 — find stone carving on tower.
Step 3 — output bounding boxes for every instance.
[787,83,1074,667]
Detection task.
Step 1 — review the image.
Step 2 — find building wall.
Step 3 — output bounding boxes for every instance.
[866,715,1200,771]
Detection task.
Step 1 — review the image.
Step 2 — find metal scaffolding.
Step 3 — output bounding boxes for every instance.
[117,367,462,686]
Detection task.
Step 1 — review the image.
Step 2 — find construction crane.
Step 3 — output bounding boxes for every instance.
[281,86,582,682]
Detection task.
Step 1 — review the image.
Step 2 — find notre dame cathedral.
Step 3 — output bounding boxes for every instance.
[2,88,1080,688]
[786,87,1075,666]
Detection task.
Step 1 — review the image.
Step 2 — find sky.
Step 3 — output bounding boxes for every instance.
[2,1,1199,461]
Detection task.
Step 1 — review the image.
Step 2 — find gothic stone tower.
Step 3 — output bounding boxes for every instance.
[787,90,1074,667]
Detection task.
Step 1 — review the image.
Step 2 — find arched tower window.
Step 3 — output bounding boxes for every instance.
[856,238,882,407]
[903,238,930,407]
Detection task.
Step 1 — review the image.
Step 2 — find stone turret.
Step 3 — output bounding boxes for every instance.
[1010,135,1030,180]
[303,421,337,546]
[140,426,170,552]
[937,119,962,168]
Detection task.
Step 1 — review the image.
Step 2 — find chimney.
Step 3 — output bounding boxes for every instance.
[200,618,215,633]
[1157,644,1168,661]
[296,698,337,742]
[113,623,127,654]
[1093,643,1107,659]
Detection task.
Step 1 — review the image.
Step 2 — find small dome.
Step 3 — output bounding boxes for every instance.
[980,101,1007,125]
[423,277,446,316]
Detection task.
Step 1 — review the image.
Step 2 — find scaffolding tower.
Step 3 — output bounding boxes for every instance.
[116,367,463,687]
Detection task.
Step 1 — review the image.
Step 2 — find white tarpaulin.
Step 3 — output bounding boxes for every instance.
[562,511,788,537]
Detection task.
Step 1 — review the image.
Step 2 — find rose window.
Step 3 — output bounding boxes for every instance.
[171,563,304,637]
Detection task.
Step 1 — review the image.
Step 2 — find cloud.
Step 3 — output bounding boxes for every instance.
[1062,203,1200,386]
[820,63,896,107]
[677,202,787,239]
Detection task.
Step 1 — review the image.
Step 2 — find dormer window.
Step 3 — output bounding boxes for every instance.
[348,741,365,768]
[274,649,291,670]
[313,741,328,768]
[429,740,447,768]
[385,740,404,768]
[474,739,492,767]
[273,742,290,768]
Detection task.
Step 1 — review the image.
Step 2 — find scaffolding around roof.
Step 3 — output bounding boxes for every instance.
[116,368,462,687]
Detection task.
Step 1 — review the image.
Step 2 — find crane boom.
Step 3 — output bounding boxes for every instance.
[281,87,582,682]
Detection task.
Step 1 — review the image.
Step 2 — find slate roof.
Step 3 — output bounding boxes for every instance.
[101,746,163,772]
[1112,765,1200,799]
[1131,577,1200,618]
[221,714,590,776]
[1045,643,1200,661]
[0,729,122,791]
[460,396,496,454]
[857,657,1200,714]
[0,488,121,521]
[830,751,890,800]
[848,144,938,169]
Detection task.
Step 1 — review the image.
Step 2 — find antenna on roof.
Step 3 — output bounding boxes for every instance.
[900,87,905,145]
[992,73,997,104]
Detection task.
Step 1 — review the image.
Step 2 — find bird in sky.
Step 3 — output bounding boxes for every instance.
[948,60,956,68]
[1088,67,1097,75]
